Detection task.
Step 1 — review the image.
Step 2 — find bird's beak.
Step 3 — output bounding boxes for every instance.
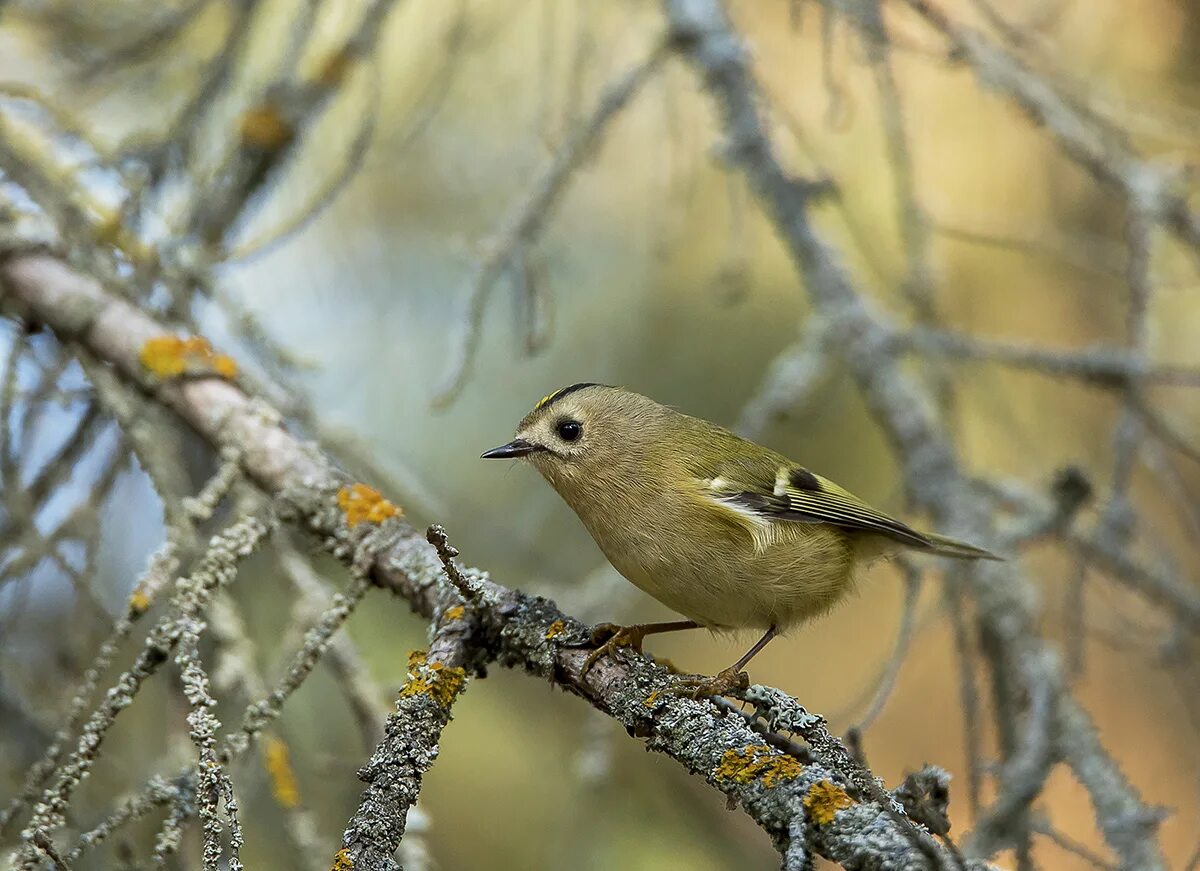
[480,438,542,459]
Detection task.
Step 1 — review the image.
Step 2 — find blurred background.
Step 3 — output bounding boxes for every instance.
[2,0,1199,868]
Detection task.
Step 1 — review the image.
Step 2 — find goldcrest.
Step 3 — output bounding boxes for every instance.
[483,383,997,695]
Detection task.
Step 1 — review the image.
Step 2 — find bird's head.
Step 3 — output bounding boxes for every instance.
[481,383,666,496]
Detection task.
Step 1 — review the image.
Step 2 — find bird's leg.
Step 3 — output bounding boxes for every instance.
[580,620,702,678]
[668,625,779,699]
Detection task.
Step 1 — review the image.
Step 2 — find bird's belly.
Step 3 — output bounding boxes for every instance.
[598,525,857,631]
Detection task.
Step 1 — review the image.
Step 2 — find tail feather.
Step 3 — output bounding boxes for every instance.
[921,532,1003,561]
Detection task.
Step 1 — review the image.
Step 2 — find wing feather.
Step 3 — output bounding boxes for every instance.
[705,464,933,550]
[690,427,998,559]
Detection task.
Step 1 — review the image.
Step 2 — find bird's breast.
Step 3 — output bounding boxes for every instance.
[568,490,858,630]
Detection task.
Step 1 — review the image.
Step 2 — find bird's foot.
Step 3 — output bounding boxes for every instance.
[666,666,750,699]
[580,623,647,678]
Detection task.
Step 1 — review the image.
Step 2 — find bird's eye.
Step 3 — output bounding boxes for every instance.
[556,420,582,442]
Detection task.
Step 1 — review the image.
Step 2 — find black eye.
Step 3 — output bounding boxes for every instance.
[556,420,582,442]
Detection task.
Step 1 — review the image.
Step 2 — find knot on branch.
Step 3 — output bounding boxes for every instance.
[664,0,724,53]
[1050,465,1093,522]
[894,765,953,836]
[238,102,294,153]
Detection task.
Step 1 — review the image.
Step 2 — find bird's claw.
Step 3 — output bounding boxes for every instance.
[665,666,750,699]
[581,623,647,679]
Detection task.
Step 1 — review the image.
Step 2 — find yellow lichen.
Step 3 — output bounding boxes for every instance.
[643,690,661,708]
[714,745,804,788]
[94,211,151,263]
[398,649,466,709]
[239,104,293,150]
[139,336,189,377]
[263,736,301,809]
[444,605,465,622]
[127,588,152,616]
[544,620,566,640]
[330,847,353,871]
[139,335,238,380]
[212,354,238,378]
[337,483,401,528]
[317,48,355,86]
[803,780,854,825]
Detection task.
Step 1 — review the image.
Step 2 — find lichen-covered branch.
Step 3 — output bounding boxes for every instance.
[334,537,478,871]
[2,249,976,870]
[12,513,270,869]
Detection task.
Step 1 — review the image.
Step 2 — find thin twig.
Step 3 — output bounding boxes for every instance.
[432,36,671,407]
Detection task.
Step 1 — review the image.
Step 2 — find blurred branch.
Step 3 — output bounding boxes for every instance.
[737,316,837,440]
[0,543,173,838]
[64,568,371,866]
[660,2,1168,870]
[186,0,405,250]
[432,35,671,407]
[12,513,270,869]
[844,561,923,734]
[898,0,1200,261]
[899,328,1200,388]
[276,541,387,750]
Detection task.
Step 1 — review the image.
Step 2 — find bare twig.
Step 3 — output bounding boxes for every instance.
[432,36,671,406]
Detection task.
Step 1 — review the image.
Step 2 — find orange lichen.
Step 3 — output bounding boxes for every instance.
[263,736,301,809]
[544,620,566,640]
[398,649,466,709]
[330,848,353,871]
[239,104,293,150]
[803,780,854,825]
[714,745,804,788]
[337,483,401,528]
[444,605,465,622]
[139,335,238,380]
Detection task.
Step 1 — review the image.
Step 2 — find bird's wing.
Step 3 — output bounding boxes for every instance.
[702,458,933,551]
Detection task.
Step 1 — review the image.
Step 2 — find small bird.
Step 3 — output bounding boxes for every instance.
[482,384,998,696]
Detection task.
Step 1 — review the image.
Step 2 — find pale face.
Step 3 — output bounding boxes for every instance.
[482,386,641,490]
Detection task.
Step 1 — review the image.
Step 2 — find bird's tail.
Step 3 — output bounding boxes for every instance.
[920,532,1003,561]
